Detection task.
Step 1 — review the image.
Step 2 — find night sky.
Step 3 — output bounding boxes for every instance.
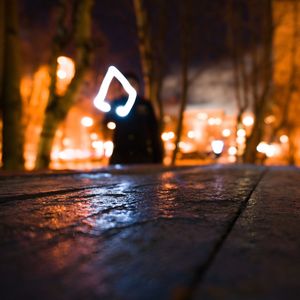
[20,0,238,112]
[21,0,229,70]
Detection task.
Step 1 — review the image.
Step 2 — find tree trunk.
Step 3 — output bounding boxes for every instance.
[133,0,165,123]
[35,110,60,168]
[171,57,189,165]
[243,109,265,163]
[1,0,24,170]
[288,127,296,165]
[225,0,273,165]
[269,0,299,145]
[0,1,3,158]
[133,0,153,100]
[0,0,4,103]
[171,0,191,165]
[150,78,164,127]
[35,0,93,169]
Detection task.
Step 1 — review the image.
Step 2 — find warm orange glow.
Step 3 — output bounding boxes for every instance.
[228,146,237,156]
[21,66,51,170]
[163,156,172,165]
[280,135,289,143]
[57,149,91,161]
[257,142,269,154]
[242,115,254,127]
[163,115,172,123]
[197,113,208,120]
[179,141,194,153]
[90,133,98,140]
[56,56,75,95]
[222,129,231,137]
[187,130,196,139]
[264,115,276,124]
[62,138,71,147]
[208,117,222,126]
[256,142,282,158]
[57,70,67,80]
[265,144,280,158]
[165,142,176,151]
[228,156,236,163]
[92,140,103,149]
[237,128,246,138]
[236,136,246,144]
[161,131,175,141]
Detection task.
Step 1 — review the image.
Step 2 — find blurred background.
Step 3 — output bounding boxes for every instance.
[0,0,299,170]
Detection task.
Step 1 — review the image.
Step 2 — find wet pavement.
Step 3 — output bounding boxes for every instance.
[0,164,299,300]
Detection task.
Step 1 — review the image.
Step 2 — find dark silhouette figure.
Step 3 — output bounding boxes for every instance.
[103,74,163,165]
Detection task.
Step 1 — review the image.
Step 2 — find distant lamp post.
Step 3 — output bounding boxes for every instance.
[211,140,224,158]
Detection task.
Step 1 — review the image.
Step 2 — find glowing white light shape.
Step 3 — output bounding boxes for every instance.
[94,66,137,117]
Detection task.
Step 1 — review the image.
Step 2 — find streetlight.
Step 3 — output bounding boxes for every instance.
[211,140,224,157]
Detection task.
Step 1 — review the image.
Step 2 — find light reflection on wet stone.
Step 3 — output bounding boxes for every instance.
[83,210,137,233]
[0,165,275,300]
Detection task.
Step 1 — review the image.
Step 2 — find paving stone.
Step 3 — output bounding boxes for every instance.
[0,165,192,201]
[0,165,298,299]
[193,167,300,300]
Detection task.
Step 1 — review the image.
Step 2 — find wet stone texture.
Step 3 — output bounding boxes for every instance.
[0,165,299,300]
